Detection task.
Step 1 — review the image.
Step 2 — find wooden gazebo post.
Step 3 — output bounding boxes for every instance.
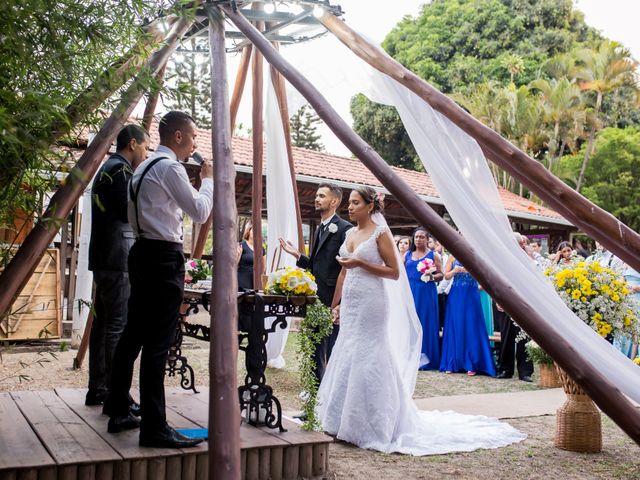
[208,8,241,479]
[251,8,265,290]
[0,17,195,320]
[224,6,640,446]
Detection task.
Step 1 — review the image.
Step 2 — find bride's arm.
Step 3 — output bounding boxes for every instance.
[331,268,346,310]
[338,230,399,280]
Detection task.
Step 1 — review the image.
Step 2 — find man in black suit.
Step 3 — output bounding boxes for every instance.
[86,124,149,406]
[280,183,352,382]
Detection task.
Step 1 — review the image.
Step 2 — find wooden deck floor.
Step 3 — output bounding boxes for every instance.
[0,387,332,480]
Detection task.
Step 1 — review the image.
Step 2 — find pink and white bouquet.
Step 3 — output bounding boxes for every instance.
[417,258,436,283]
[185,259,212,284]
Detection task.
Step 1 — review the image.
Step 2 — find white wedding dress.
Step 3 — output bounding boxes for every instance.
[317,225,526,455]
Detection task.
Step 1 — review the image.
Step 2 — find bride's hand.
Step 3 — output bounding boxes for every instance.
[336,256,361,269]
[332,305,341,325]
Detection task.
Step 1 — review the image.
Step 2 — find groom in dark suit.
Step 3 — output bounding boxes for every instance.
[280,182,351,382]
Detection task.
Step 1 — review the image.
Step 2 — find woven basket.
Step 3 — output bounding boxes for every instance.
[538,363,562,388]
[554,364,602,453]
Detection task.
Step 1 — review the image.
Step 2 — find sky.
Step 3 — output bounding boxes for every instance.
[162,0,640,157]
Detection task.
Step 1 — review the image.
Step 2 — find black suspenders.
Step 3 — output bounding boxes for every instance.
[129,157,168,237]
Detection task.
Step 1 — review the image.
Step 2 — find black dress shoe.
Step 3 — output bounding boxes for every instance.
[85,389,107,406]
[139,425,204,448]
[495,371,513,379]
[108,414,141,433]
[520,375,533,383]
[129,401,141,417]
[293,412,308,422]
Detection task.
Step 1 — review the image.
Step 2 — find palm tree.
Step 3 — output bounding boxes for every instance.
[529,77,583,172]
[573,41,638,191]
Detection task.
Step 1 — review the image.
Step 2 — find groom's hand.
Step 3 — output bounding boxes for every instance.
[279,238,300,260]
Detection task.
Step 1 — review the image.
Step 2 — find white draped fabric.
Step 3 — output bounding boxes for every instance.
[264,71,298,368]
[281,32,640,404]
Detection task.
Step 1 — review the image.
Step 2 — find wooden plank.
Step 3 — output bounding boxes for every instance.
[55,388,207,460]
[164,387,288,450]
[298,445,312,478]
[147,458,165,480]
[130,459,146,480]
[114,460,131,480]
[78,464,95,480]
[240,451,247,480]
[282,446,298,480]
[96,462,114,480]
[166,457,181,480]
[245,450,259,480]
[195,455,208,480]
[11,391,120,466]
[181,454,196,480]
[258,448,270,480]
[0,471,16,480]
[269,447,283,480]
[37,467,56,480]
[0,393,55,470]
[58,465,77,480]
[312,444,327,476]
[16,469,37,480]
[260,418,333,447]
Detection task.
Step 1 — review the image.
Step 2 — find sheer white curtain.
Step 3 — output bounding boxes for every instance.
[281,34,640,403]
[264,71,298,368]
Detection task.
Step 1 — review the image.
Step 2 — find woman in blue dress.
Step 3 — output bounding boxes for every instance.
[440,256,496,376]
[405,228,442,370]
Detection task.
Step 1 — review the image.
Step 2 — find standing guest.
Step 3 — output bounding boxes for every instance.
[86,125,149,409]
[434,240,450,333]
[237,221,265,290]
[405,227,442,370]
[574,238,590,259]
[105,111,213,448]
[396,236,410,258]
[616,264,640,358]
[440,256,496,376]
[495,233,533,382]
[553,241,574,265]
[280,183,352,383]
[588,241,624,271]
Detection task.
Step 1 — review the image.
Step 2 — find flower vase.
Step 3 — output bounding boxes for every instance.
[554,364,602,453]
[538,363,562,388]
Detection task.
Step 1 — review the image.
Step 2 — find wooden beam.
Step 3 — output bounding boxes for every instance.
[224,6,640,446]
[208,8,241,479]
[269,60,305,253]
[0,17,196,321]
[230,45,253,132]
[319,13,640,273]
[251,5,265,290]
[142,64,168,133]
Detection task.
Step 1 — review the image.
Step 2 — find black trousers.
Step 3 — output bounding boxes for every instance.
[313,324,339,384]
[88,270,130,394]
[106,239,184,434]
[494,305,533,378]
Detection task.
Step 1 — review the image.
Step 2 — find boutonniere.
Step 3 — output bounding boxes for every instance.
[327,223,338,234]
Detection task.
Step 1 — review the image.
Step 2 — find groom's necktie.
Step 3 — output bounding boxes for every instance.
[319,223,329,244]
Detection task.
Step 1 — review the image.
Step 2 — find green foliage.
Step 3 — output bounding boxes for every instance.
[559,127,640,232]
[296,302,333,431]
[290,104,324,152]
[350,94,423,171]
[0,0,174,255]
[525,340,553,366]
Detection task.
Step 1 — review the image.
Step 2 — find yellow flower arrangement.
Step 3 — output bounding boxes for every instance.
[265,266,318,296]
[545,261,639,339]
[634,357,640,366]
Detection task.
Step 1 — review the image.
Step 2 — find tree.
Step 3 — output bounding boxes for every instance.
[0,0,165,258]
[558,127,640,232]
[573,41,638,191]
[350,95,421,171]
[164,38,212,128]
[290,104,324,152]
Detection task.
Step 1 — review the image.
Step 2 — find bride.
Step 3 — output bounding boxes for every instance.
[317,185,526,455]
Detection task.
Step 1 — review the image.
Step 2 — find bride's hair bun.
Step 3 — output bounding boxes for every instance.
[354,186,384,213]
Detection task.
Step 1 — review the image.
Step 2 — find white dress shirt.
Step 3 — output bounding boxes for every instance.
[128,145,213,244]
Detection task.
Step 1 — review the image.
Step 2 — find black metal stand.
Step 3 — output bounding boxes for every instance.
[173,288,314,431]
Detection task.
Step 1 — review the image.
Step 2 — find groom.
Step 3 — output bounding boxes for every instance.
[280,182,351,383]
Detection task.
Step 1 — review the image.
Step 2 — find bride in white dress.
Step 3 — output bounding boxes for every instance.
[316,186,526,455]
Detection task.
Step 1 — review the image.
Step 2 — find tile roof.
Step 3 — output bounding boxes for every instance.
[146,121,567,223]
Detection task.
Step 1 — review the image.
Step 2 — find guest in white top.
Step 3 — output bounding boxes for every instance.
[105,111,213,449]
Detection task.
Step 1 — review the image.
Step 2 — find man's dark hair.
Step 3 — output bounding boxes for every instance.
[318,182,343,203]
[158,111,196,143]
[116,124,148,151]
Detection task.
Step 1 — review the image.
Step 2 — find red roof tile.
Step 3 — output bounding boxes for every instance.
[145,120,566,223]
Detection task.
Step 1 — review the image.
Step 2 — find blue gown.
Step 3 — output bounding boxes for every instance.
[405,250,440,370]
[440,260,496,376]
